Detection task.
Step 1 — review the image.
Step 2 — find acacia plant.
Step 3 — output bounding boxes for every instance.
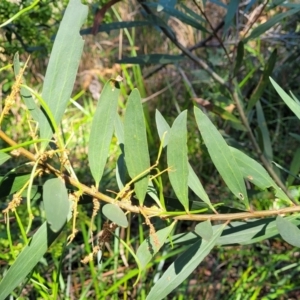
[1,0,300,299]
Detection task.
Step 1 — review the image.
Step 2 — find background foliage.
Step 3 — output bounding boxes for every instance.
[1,0,300,299]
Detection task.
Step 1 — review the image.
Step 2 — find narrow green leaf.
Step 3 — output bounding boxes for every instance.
[145,2,209,33]
[146,223,225,300]
[244,7,300,41]
[276,215,300,247]
[43,178,70,232]
[88,80,120,185]
[102,204,128,228]
[188,165,213,209]
[0,173,31,198]
[39,0,88,150]
[13,53,40,122]
[270,77,300,119]
[233,41,244,76]
[0,152,10,165]
[156,109,212,208]
[247,50,277,111]
[114,113,124,145]
[124,89,150,204]
[194,107,248,208]
[224,0,239,34]
[287,148,300,186]
[195,220,213,241]
[230,146,291,204]
[161,5,209,33]
[179,3,205,23]
[117,54,183,65]
[256,100,273,161]
[155,109,170,147]
[116,153,127,191]
[80,20,170,35]
[136,222,176,269]
[167,111,189,211]
[0,222,62,299]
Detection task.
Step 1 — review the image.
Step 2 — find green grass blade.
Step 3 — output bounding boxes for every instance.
[233,41,244,76]
[270,77,300,119]
[39,0,88,150]
[146,223,225,300]
[88,80,120,186]
[247,49,277,111]
[43,178,69,232]
[194,107,249,208]
[167,111,189,211]
[0,222,62,299]
[124,89,150,204]
[287,148,300,186]
[0,0,40,28]
[256,100,273,161]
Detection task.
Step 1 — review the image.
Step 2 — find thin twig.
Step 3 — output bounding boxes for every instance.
[1,129,299,221]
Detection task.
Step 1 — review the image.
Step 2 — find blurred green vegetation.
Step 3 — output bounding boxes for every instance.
[1,0,300,299]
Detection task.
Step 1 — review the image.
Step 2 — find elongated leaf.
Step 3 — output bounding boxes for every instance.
[270,77,300,119]
[43,178,70,232]
[194,107,248,208]
[137,222,176,269]
[39,0,88,150]
[245,7,300,41]
[256,100,273,161]
[102,204,128,228]
[247,50,277,111]
[155,109,170,147]
[167,111,189,211]
[233,41,244,76]
[188,165,212,209]
[0,152,10,166]
[114,113,124,145]
[80,20,171,35]
[156,109,212,208]
[170,214,300,247]
[195,220,213,241]
[124,89,150,204]
[116,153,127,191]
[276,215,300,247]
[287,148,300,186]
[13,53,40,122]
[0,222,62,299]
[117,54,183,65]
[88,80,120,185]
[224,0,239,34]
[230,146,291,204]
[0,173,31,198]
[147,3,209,33]
[146,223,225,300]
[179,3,205,23]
